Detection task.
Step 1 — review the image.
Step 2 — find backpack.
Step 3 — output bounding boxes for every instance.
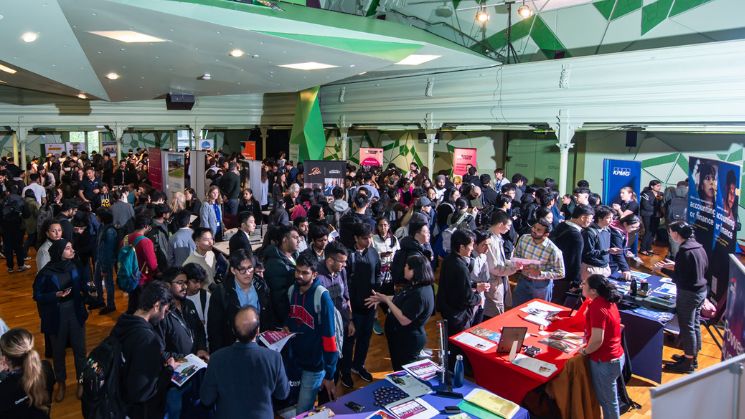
[666,196,687,223]
[116,235,146,293]
[79,335,129,419]
[1,198,25,225]
[441,214,473,255]
[145,227,168,271]
[287,284,344,357]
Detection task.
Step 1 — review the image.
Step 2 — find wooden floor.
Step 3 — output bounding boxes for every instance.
[0,245,724,418]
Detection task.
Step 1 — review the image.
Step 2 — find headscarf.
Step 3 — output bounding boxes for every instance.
[45,238,75,274]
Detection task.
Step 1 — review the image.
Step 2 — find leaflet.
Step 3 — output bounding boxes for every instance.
[463,388,520,419]
[453,332,497,351]
[402,359,441,381]
[511,354,557,377]
[258,330,296,352]
[386,397,438,419]
[171,353,207,387]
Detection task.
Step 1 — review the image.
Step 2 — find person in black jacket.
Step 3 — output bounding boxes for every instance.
[639,180,663,256]
[219,163,241,216]
[581,205,619,281]
[550,204,594,305]
[0,328,54,419]
[340,223,382,389]
[237,188,262,218]
[655,221,709,373]
[208,249,273,353]
[437,230,489,336]
[111,281,175,419]
[609,214,641,281]
[229,211,256,258]
[390,215,432,284]
[2,185,31,272]
[159,267,209,418]
[480,174,499,208]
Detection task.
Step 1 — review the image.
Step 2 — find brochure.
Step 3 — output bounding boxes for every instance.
[463,388,520,419]
[519,301,563,320]
[386,397,438,419]
[258,330,296,352]
[365,410,397,419]
[453,332,496,351]
[402,359,441,381]
[522,314,551,327]
[511,354,557,378]
[469,327,502,343]
[539,329,583,353]
[171,353,207,387]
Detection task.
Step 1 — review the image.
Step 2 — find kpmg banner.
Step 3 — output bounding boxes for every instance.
[688,156,741,297]
[724,255,745,359]
[602,159,642,204]
[303,160,346,195]
[359,147,384,167]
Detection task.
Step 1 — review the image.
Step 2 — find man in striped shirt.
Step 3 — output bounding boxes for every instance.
[512,219,566,306]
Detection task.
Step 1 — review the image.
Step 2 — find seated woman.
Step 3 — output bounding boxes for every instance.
[0,328,54,419]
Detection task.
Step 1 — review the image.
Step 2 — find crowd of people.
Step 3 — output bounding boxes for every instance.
[0,148,709,419]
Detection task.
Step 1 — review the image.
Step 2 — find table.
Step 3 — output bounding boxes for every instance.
[450,299,578,404]
[212,240,261,256]
[310,378,530,418]
[609,272,677,383]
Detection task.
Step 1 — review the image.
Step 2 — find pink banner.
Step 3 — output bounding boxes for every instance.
[453,148,477,177]
[359,147,384,167]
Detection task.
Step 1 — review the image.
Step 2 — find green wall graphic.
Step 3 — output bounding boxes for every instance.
[290,86,326,162]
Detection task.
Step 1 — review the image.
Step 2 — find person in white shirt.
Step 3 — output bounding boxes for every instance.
[484,211,524,318]
[22,173,46,205]
[183,227,218,290]
[183,262,210,338]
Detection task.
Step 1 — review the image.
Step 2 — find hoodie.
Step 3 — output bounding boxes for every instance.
[264,244,297,326]
[111,313,171,409]
[390,236,432,284]
[287,279,339,379]
[664,239,709,292]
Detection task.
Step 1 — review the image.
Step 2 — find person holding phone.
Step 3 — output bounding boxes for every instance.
[32,238,89,402]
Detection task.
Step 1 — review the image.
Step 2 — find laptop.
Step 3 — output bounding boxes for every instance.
[497,326,528,354]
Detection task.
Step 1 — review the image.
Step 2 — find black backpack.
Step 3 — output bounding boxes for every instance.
[79,335,129,419]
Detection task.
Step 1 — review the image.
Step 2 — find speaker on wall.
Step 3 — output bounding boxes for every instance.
[625,131,638,148]
[166,93,195,110]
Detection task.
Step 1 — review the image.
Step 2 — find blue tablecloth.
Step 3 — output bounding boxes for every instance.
[610,272,677,383]
[316,378,531,418]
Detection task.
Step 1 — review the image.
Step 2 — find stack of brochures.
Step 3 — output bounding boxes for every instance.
[457,388,520,419]
[402,359,441,381]
[539,329,583,353]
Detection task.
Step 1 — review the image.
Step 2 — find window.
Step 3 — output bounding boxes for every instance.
[177,129,192,151]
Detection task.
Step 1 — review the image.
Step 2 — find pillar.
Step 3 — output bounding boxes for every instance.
[193,124,205,150]
[259,126,268,159]
[549,109,582,196]
[113,125,125,162]
[339,127,349,161]
[11,131,18,166]
[17,126,29,173]
[424,129,438,174]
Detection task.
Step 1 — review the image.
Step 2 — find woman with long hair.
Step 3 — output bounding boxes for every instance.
[579,274,624,419]
[608,214,641,281]
[612,187,640,257]
[200,185,224,241]
[32,239,88,402]
[238,188,262,219]
[184,187,202,227]
[0,328,54,418]
[655,221,709,373]
[365,254,435,371]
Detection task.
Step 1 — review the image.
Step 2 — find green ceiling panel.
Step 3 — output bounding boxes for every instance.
[258,32,421,61]
[594,0,643,21]
[366,0,381,17]
[483,16,535,52]
[670,0,713,17]
[290,86,326,162]
[728,148,743,162]
[531,16,570,58]
[642,0,675,35]
[641,152,678,168]
[593,0,616,20]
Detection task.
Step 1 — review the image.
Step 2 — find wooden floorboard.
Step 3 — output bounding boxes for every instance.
[0,244,727,418]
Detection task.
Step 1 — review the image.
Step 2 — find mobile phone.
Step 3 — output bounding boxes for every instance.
[444,406,461,414]
[345,401,364,412]
[64,287,73,293]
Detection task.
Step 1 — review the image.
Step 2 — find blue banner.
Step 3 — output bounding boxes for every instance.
[724,255,745,359]
[688,156,741,298]
[602,159,642,205]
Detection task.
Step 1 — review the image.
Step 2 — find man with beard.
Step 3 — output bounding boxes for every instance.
[111,281,176,418]
[512,219,565,306]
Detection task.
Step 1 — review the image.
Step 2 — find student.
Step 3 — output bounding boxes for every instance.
[0,328,54,419]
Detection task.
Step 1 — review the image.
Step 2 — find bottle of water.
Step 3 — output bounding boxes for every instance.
[453,355,464,388]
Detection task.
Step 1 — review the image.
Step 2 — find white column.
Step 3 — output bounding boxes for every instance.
[113,125,125,162]
[17,126,28,173]
[259,126,268,159]
[549,109,582,196]
[11,131,18,166]
[193,124,205,150]
[339,127,349,161]
[424,129,437,174]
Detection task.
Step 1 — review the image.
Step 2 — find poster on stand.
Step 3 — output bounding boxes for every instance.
[303,160,346,195]
[101,141,118,155]
[688,156,741,298]
[241,141,257,160]
[66,142,86,154]
[44,143,66,156]
[724,255,745,359]
[453,148,478,180]
[359,147,384,167]
[148,148,163,191]
[198,139,214,151]
[164,152,186,197]
[602,159,642,204]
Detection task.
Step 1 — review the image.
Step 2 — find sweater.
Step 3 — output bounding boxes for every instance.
[126,232,158,285]
[347,246,383,313]
[182,251,217,290]
[582,224,611,268]
[550,221,584,285]
[665,239,709,292]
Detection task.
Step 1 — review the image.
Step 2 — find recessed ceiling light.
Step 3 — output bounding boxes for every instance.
[89,30,167,43]
[395,54,441,66]
[0,80,6,84]
[278,62,337,71]
[77,93,87,99]
[229,49,244,58]
[21,32,38,43]
[105,72,120,80]
[0,64,17,74]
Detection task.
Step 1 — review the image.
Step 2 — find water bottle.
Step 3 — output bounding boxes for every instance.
[453,355,464,388]
[630,278,638,296]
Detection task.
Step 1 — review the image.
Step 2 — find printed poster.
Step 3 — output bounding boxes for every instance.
[359,147,384,167]
[148,147,163,191]
[241,141,257,160]
[453,148,478,180]
[101,141,118,155]
[602,159,642,205]
[303,160,346,195]
[44,143,66,156]
[724,255,745,359]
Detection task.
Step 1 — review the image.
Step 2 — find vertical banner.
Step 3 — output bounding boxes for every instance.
[164,152,186,197]
[453,148,478,179]
[724,255,745,359]
[602,159,642,204]
[148,147,163,191]
[241,141,257,160]
[190,150,208,202]
[303,160,346,195]
[688,156,741,298]
[359,147,384,167]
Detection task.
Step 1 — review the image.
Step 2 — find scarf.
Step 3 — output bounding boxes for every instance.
[44,238,75,274]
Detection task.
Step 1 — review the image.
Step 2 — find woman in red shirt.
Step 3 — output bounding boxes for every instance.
[580,274,624,419]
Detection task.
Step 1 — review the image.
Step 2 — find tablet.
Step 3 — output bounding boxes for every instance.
[497,326,528,354]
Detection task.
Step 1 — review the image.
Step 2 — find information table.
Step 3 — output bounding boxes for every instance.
[450,299,578,404]
[312,377,531,418]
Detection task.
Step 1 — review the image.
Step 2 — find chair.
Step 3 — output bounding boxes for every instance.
[701,294,727,353]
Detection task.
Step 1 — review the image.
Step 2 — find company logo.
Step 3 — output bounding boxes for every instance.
[612,167,631,177]
[309,167,321,176]
[328,170,341,175]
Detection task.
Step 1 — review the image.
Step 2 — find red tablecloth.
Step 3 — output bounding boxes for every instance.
[449,299,587,404]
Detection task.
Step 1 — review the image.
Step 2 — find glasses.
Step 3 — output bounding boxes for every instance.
[235,266,254,274]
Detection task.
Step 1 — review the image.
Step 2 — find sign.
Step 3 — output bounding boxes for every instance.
[453,148,478,179]
[101,141,117,155]
[303,160,346,195]
[724,255,745,359]
[66,142,86,154]
[44,143,66,156]
[241,141,257,160]
[165,152,185,196]
[602,159,642,204]
[359,147,384,167]
[198,139,214,150]
[688,156,741,298]
[148,147,163,191]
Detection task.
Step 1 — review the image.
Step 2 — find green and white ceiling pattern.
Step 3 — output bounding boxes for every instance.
[382,0,744,61]
[0,0,493,102]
